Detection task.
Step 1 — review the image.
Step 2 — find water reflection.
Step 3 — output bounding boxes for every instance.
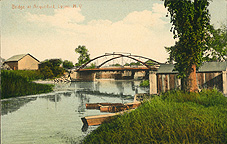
[1,97,37,116]
[76,93,90,114]
[39,92,73,102]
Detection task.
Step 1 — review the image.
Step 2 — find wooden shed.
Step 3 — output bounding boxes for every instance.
[155,61,227,95]
[3,53,40,70]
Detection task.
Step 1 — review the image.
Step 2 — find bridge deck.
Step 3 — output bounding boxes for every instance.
[77,67,157,72]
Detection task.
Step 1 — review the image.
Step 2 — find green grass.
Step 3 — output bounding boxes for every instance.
[139,80,149,87]
[1,70,54,99]
[83,89,227,144]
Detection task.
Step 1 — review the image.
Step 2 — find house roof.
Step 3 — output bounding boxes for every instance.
[5,53,40,62]
[157,61,227,74]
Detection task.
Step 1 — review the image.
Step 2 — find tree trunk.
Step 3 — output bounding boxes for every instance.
[181,64,198,92]
[188,64,198,92]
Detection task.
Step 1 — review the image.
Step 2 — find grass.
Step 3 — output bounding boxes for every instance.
[1,70,54,99]
[83,89,227,144]
[139,80,149,87]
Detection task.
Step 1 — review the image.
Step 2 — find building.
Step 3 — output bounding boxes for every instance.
[150,61,227,95]
[3,53,40,70]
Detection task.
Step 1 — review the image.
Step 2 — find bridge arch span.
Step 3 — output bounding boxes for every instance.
[76,53,162,72]
[97,55,150,68]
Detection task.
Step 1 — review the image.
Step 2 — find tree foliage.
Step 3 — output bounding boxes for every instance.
[204,24,227,62]
[164,0,211,91]
[63,60,74,69]
[39,59,65,79]
[75,45,90,67]
[124,62,142,66]
[167,24,227,63]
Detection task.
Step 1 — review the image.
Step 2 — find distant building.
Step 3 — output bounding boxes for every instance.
[3,53,40,70]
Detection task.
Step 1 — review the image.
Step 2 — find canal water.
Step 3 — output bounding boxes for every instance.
[1,80,149,144]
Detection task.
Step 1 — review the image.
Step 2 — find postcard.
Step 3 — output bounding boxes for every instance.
[1,0,226,143]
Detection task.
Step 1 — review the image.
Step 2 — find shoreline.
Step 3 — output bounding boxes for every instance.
[33,80,55,84]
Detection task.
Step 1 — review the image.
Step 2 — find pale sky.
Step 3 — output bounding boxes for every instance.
[1,0,226,64]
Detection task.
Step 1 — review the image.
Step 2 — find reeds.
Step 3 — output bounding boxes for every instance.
[83,89,227,143]
[1,70,53,99]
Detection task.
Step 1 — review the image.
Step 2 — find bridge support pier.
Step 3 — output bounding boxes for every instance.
[149,71,157,95]
[70,71,96,81]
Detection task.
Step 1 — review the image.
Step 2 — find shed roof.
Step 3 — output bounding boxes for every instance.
[198,61,227,72]
[5,53,39,62]
[157,64,177,74]
[157,61,227,74]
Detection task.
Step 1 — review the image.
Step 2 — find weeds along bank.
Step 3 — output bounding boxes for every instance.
[1,70,54,99]
[83,89,227,144]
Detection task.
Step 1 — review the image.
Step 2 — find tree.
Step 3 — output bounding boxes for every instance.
[49,59,63,67]
[39,66,54,79]
[204,24,227,62]
[75,45,90,67]
[63,60,74,69]
[164,0,211,92]
[39,59,65,79]
[86,63,96,69]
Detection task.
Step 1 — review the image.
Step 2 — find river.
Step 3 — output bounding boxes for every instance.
[1,80,149,144]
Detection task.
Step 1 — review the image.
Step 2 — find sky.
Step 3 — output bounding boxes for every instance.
[1,0,226,64]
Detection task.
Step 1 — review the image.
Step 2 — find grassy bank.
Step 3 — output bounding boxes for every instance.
[1,70,54,99]
[83,89,227,143]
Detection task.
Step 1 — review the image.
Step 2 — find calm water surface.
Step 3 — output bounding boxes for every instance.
[1,80,149,144]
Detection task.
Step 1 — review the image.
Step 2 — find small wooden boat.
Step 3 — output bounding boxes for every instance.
[86,102,141,113]
[99,102,141,113]
[81,113,117,126]
[86,103,124,109]
[81,110,132,126]
[100,105,129,112]
[81,93,145,127]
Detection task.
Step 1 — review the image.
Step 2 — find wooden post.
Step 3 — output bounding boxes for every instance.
[167,75,170,90]
[223,70,227,95]
[149,71,157,95]
[162,75,165,92]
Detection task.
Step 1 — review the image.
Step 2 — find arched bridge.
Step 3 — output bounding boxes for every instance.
[76,52,163,72]
[70,53,162,81]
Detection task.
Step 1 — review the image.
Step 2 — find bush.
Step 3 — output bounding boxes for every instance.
[83,89,227,143]
[139,80,149,87]
[160,89,227,107]
[7,70,44,80]
[1,70,54,99]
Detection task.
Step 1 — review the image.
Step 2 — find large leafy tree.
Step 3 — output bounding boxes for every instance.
[39,59,65,79]
[75,45,90,67]
[164,0,211,92]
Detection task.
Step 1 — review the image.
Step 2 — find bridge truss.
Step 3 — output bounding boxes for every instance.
[76,52,163,72]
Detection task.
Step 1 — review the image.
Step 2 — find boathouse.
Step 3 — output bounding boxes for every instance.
[150,61,227,95]
[3,53,40,70]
